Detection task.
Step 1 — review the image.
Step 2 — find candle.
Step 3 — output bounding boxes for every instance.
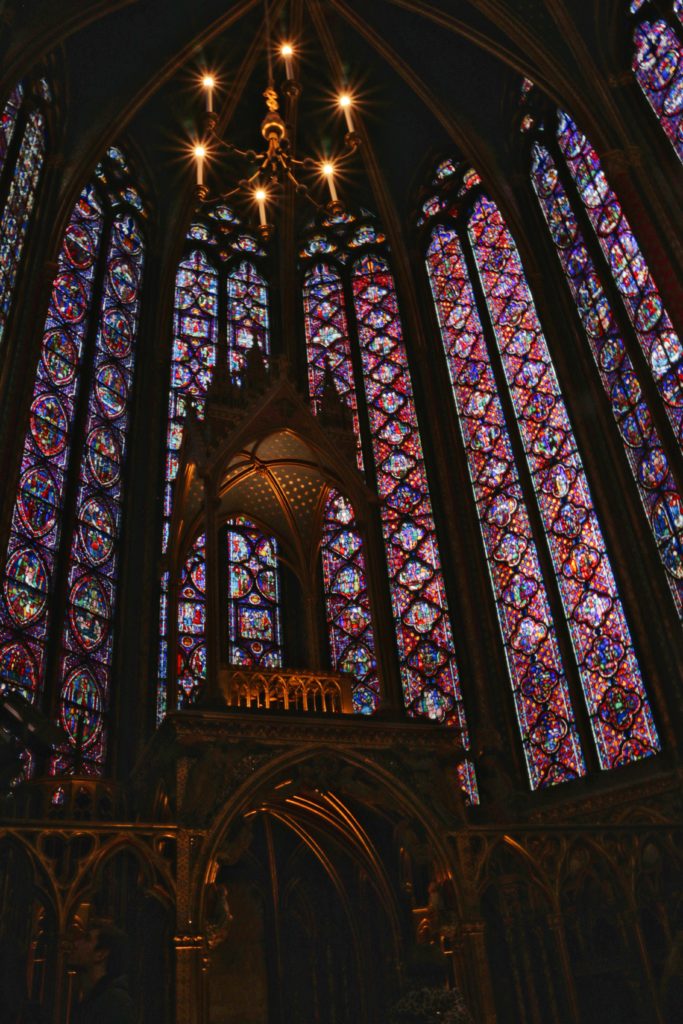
[255,188,267,227]
[322,162,338,203]
[280,44,294,80]
[194,144,205,186]
[202,75,215,113]
[338,93,354,133]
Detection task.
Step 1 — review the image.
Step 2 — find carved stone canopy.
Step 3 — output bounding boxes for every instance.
[167,369,375,582]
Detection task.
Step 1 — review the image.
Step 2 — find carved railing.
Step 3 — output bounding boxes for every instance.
[217,667,354,714]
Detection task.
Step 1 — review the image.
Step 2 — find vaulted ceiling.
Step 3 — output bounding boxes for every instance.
[1,0,620,241]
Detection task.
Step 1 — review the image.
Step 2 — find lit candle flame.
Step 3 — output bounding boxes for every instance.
[338,93,355,133]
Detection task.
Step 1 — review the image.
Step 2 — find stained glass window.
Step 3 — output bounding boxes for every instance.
[556,111,683,452]
[0,147,145,776]
[0,80,50,347]
[302,264,379,713]
[426,224,585,788]
[160,219,283,715]
[54,212,145,773]
[159,251,218,717]
[176,534,207,708]
[630,1,683,162]
[226,517,282,667]
[0,185,104,711]
[226,260,269,383]
[530,142,683,614]
[352,255,473,767]
[469,194,660,770]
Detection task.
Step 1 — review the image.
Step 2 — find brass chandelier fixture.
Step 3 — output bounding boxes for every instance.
[191,4,361,239]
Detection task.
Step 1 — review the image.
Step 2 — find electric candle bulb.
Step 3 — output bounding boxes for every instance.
[322,162,338,203]
[338,93,354,133]
[280,43,294,80]
[194,144,206,186]
[255,188,267,226]
[202,75,215,113]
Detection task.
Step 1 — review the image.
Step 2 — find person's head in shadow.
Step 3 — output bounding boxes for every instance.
[68,918,134,1022]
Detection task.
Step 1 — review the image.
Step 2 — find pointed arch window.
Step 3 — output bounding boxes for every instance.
[0,146,146,774]
[420,158,660,778]
[160,209,282,714]
[629,0,683,163]
[518,89,683,617]
[529,140,683,613]
[0,78,51,348]
[302,261,378,714]
[300,216,475,798]
[426,224,585,788]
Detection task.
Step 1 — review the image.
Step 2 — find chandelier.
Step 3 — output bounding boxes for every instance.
[191,9,361,239]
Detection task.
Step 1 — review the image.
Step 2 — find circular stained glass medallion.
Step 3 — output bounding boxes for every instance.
[3,548,49,625]
[17,466,57,537]
[95,363,127,419]
[86,427,121,487]
[60,667,103,747]
[0,642,38,696]
[64,223,95,269]
[101,309,132,357]
[53,272,87,322]
[79,497,115,565]
[109,258,137,303]
[42,329,78,386]
[30,394,68,457]
[69,575,109,651]
[115,215,142,255]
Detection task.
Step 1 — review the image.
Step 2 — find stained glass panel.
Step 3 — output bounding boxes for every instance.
[54,212,144,773]
[0,109,46,345]
[321,490,379,714]
[0,186,103,704]
[426,224,585,788]
[176,534,207,707]
[226,518,282,667]
[531,142,683,613]
[0,83,23,170]
[556,111,683,449]
[469,194,660,769]
[352,254,475,795]
[158,251,218,715]
[632,14,683,162]
[226,260,269,383]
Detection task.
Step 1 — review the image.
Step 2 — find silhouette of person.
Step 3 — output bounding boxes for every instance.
[68,919,135,1024]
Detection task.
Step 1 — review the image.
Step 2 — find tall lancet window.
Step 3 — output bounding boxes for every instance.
[629,0,683,163]
[426,221,585,788]
[302,257,378,714]
[300,214,475,797]
[419,158,660,778]
[0,78,51,349]
[519,90,683,616]
[0,146,146,775]
[159,208,282,714]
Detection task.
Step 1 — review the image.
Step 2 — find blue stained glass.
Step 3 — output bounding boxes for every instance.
[469,193,660,770]
[426,223,585,789]
[531,142,683,612]
[0,185,104,709]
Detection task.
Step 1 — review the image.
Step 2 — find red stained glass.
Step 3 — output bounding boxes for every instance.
[352,256,468,732]
[632,12,683,162]
[0,184,103,706]
[0,105,47,345]
[57,202,145,774]
[426,224,585,788]
[469,194,660,769]
[226,518,282,667]
[531,142,683,613]
[556,112,683,450]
